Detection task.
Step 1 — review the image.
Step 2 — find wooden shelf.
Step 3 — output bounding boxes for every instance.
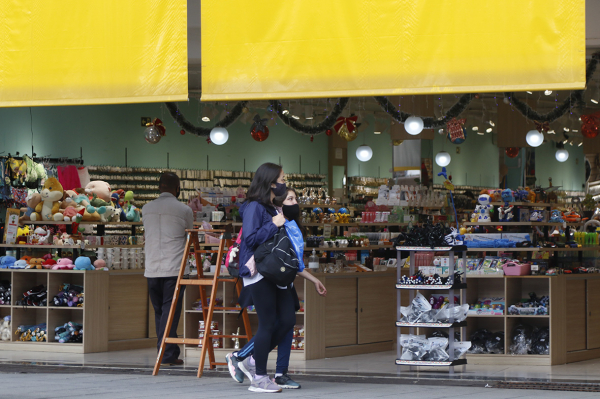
[396,246,467,252]
[490,202,552,207]
[0,244,81,249]
[305,245,393,252]
[395,359,467,366]
[24,221,143,226]
[506,315,549,318]
[466,247,600,252]
[396,321,467,328]
[463,222,565,226]
[396,283,467,290]
[48,306,83,310]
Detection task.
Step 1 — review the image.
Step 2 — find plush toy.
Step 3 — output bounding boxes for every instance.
[525,187,536,203]
[515,190,529,202]
[53,258,74,270]
[501,189,514,203]
[99,206,117,223]
[123,191,134,209]
[86,181,112,203]
[30,177,64,221]
[530,211,544,222]
[42,259,57,269]
[33,227,50,245]
[21,255,32,264]
[0,256,16,269]
[550,210,565,223]
[12,260,28,269]
[94,259,108,270]
[111,192,128,222]
[19,192,42,224]
[16,225,30,244]
[27,258,44,269]
[490,189,502,203]
[126,205,141,222]
[475,193,493,222]
[74,256,94,271]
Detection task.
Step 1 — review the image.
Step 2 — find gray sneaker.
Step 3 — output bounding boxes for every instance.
[226,353,244,383]
[238,356,256,382]
[248,375,282,393]
[274,373,301,389]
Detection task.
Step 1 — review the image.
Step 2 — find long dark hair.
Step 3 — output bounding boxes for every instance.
[246,162,282,206]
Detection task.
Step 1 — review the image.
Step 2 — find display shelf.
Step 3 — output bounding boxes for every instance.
[395,359,467,366]
[299,204,349,210]
[396,283,468,290]
[304,245,393,252]
[47,306,83,310]
[467,314,504,318]
[506,315,549,318]
[396,246,467,252]
[0,244,81,249]
[463,222,564,226]
[25,221,143,226]
[395,321,467,328]
[490,202,552,207]
[466,247,600,252]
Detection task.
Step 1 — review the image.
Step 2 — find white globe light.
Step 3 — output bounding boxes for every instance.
[356,145,373,162]
[555,149,569,162]
[209,127,229,145]
[404,116,424,135]
[526,129,544,147]
[435,151,451,167]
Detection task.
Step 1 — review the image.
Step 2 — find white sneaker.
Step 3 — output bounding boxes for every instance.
[239,356,256,382]
[248,375,282,393]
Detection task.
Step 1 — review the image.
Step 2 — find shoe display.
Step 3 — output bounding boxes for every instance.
[274,374,301,389]
[226,353,245,383]
[248,375,282,393]
[239,356,256,382]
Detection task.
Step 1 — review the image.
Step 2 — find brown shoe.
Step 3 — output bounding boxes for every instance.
[162,358,184,366]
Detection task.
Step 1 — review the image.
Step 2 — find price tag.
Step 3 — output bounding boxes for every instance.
[531,264,539,271]
[323,224,332,239]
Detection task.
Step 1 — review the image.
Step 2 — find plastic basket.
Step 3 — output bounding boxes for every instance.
[503,262,531,276]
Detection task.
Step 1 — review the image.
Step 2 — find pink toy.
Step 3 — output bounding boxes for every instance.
[94,259,107,270]
[52,258,74,270]
[85,181,112,202]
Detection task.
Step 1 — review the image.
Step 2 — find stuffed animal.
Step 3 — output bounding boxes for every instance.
[53,258,74,270]
[42,259,57,269]
[550,210,565,223]
[99,206,117,223]
[126,204,141,222]
[74,257,95,271]
[490,189,502,203]
[123,191,134,209]
[27,258,44,269]
[94,259,108,270]
[0,256,16,269]
[16,225,30,244]
[61,206,79,222]
[31,177,64,221]
[19,192,42,224]
[515,190,529,202]
[525,187,536,203]
[111,192,128,222]
[501,189,514,203]
[86,181,112,203]
[33,227,50,245]
[21,255,32,264]
[12,260,28,269]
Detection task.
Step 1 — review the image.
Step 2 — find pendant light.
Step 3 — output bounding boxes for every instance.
[526,129,544,147]
[209,127,229,145]
[356,145,373,162]
[435,151,451,167]
[555,142,569,162]
[404,116,424,135]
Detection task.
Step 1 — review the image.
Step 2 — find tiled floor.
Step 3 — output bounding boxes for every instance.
[1,347,600,384]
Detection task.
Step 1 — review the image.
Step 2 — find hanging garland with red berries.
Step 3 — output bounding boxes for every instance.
[268,98,349,134]
[165,101,248,137]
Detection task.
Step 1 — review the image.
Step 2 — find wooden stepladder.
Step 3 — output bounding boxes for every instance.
[152,228,253,378]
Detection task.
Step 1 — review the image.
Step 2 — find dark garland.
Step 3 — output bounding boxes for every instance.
[506,52,600,123]
[374,94,476,129]
[165,101,248,137]
[268,98,349,134]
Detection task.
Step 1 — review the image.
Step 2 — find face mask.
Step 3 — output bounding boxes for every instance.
[282,204,299,221]
[272,182,287,197]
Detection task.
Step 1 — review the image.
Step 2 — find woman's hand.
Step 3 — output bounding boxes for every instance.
[272,213,285,227]
[313,280,327,297]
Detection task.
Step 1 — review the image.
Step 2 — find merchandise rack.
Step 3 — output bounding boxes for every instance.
[395,245,468,373]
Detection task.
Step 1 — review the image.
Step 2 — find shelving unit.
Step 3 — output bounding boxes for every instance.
[395,245,468,373]
[0,269,108,353]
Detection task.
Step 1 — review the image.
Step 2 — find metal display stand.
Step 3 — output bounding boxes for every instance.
[395,246,468,373]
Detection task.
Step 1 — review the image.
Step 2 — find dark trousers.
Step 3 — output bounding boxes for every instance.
[247,278,296,376]
[148,277,185,362]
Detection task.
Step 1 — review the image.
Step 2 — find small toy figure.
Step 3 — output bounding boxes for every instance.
[550,209,565,223]
[231,327,240,350]
[530,211,544,222]
[475,193,493,222]
[498,205,514,222]
[501,189,514,203]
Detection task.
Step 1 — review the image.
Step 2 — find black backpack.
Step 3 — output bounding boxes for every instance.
[254,226,299,286]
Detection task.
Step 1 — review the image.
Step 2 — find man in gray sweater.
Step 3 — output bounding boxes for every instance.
[143,172,193,365]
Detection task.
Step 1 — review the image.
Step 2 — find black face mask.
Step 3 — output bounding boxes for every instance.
[272,182,287,197]
[282,204,300,221]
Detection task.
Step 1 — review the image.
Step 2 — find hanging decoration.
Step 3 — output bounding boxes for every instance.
[269,98,348,134]
[505,147,520,158]
[581,111,600,139]
[446,118,467,143]
[165,101,248,137]
[251,114,269,142]
[333,115,358,141]
[534,121,550,133]
[310,135,314,142]
[393,140,404,146]
[144,118,166,144]
[180,129,186,135]
[326,129,333,136]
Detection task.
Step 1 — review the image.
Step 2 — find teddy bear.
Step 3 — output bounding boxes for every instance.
[52,258,74,270]
[19,192,42,224]
[74,256,95,270]
[26,258,44,269]
[99,206,117,223]
[31,177,64,221]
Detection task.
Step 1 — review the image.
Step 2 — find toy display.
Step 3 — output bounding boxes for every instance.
[399,270,463,287]
[0,316,11,341]
[399,293,468,324]
[498,204,514,222]
[30,177,64,221]
[15,323,47,342]
[507,292,549,316]
[16,284,47,306]
[52,283,84,307]
[0,280,11,305]
[467,329,504,354]
[501,189,514,203]
[468,297,505,315]
[473,193,493,222]
[74,256,95,270]
[394,221,453,248]
[400,334,471,362]
[510,324,550,355]
[54,321,83,343]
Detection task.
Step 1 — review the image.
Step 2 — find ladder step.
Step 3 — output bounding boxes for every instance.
[180,280,214,286]
[208,334,252,339]
[165,338,201,345]
[210,362,227,366]
[213,306,242,311]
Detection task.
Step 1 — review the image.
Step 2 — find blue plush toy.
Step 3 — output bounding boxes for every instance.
[501,189,514,203]
[515,190,529,202]
[550,210,565,223]
[0,256,16,269]
[74,256,95,271]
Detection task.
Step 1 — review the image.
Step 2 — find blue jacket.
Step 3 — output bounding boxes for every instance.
[238,200,279,278]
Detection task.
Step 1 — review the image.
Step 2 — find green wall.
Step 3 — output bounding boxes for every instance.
[534,143,585,191]
[0,101,328,175]
[346,116,394,178]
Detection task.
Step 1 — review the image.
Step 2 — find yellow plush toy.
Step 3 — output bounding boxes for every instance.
[31,177,64,221]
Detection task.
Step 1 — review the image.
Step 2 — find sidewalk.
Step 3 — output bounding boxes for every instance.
[0,372,598,399]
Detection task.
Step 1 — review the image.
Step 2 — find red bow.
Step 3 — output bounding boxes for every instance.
[534,121,550,133]
[333,116,358,133]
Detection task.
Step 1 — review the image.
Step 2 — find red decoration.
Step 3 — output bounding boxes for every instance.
[310,135,314,142]
[333,116,359,141]
[206,138,211,144]
[534,121,550,133]
[581,111,600,139]
[251,114,269,141]
[446,118,466,142]
[180,129,185,135]
[326,129,333,136]
[505,147,520,158]
[153,118,166,136]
